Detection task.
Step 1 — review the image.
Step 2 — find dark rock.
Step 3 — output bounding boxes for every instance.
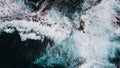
[78,20,85,33]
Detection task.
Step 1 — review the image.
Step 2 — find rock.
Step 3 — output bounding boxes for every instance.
[78,20,85,33]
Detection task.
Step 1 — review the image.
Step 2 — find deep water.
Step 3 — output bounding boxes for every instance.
[0,0,120,68]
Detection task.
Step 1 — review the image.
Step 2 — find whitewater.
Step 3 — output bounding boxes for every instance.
[0,0,120,68]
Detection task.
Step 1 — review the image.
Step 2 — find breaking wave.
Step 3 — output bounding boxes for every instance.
[0,0,120,68]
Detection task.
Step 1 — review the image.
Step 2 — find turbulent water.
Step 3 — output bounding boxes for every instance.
[0,0,120,68]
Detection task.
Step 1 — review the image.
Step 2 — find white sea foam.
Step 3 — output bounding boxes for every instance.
[0,0,120,68]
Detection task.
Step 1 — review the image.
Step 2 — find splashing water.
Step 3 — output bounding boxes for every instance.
[0,0,120,68]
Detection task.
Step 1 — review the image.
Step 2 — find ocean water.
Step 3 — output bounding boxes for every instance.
[0,0,120,68]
